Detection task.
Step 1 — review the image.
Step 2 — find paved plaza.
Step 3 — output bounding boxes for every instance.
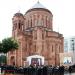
[64,73,75,75]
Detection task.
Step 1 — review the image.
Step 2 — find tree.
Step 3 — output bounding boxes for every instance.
[2,37,18,53]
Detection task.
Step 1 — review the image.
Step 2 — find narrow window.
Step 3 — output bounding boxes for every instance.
[19,22,21,29]
[34,31,37,40]
[31,19,32,27]
[59,46,60,52]
[19,20,21,29]
[46,16,47,27]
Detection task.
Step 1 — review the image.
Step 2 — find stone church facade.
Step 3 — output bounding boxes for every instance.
[7,2,64,66]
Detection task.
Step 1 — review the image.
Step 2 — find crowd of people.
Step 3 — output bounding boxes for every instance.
[0,64,75,75]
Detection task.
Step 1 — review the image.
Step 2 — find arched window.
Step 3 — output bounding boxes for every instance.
[10,56,15,65]
[18,20,22,29]
[34,31,37,40]
[11,56,14,60]
[19,22,21,29]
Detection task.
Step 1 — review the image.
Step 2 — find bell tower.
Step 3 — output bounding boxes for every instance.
[12,12,25,38]
[11,12,25,66]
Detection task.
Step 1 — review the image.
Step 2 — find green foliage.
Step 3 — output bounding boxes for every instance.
[0,37,19,53]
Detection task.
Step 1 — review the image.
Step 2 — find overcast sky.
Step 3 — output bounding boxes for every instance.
[0,0,74,41]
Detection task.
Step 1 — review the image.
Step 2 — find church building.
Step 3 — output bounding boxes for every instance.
[7,2,64,66]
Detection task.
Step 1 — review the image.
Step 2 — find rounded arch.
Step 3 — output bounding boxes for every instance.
[10,56,15,66]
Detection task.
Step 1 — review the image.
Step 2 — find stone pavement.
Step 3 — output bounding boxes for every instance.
[64,73,75,75]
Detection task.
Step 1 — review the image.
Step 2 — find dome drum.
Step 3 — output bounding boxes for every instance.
[25,9,53,30]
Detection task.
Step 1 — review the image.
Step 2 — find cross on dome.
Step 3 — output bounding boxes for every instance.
[37,0,39,3]
[18,10,20,13]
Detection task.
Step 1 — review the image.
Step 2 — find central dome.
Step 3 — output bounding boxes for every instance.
[24,1,53,30]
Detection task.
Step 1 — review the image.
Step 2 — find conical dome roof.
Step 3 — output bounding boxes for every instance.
[14,12,23,17]
[31,1,46,9]
[26,1,52,15]
[14,11,24,17]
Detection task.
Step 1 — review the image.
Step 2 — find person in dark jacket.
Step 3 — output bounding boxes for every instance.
[68,66,72,74]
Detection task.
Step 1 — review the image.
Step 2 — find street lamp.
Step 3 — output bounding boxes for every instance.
[71,39,75,52]
[71,39,75,64]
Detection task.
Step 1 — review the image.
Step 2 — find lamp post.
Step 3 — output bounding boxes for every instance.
[71,39,75,64]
